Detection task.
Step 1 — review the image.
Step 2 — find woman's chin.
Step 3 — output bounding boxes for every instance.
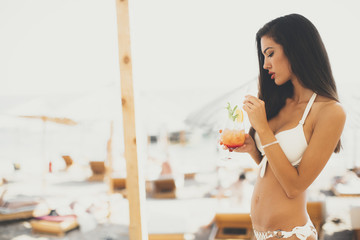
[274,78,289,86]
[274,79,281,85]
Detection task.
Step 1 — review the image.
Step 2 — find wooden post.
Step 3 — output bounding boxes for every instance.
[115,1,148,240]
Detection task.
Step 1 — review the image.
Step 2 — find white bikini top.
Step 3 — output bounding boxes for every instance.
[254,93,317,178]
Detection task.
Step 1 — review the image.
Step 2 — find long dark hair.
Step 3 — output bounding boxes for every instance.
[250,13,341,153]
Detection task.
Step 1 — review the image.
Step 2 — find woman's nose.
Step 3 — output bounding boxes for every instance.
[263,59,271,70]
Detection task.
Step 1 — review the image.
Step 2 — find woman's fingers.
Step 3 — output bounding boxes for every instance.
[245,95,260,102]
[243,103,252,112]
[244,95,263,107]
[232,134,254,153]
[221,134,254,153]
[233,144,250,153]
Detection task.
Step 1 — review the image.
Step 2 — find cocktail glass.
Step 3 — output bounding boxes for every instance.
[219,102,245,160]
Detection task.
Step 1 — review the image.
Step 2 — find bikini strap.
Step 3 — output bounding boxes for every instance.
[299,93,317,125]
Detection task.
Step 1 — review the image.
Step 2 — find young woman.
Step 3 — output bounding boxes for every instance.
[232,14,346,239]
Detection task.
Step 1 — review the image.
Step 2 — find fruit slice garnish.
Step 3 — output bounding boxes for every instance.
[235,108,243,123]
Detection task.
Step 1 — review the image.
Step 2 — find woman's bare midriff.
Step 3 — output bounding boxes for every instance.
[251,165,308,232]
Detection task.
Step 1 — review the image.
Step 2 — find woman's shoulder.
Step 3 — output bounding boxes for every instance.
[314,96,346,125]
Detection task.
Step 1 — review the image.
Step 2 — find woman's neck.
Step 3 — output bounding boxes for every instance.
[291,79,314,104]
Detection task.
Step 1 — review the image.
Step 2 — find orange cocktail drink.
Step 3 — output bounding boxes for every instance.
[220,128,245,149]
[219,102,245,150]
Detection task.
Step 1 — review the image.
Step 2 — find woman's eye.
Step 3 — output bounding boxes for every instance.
[268,52,274,58]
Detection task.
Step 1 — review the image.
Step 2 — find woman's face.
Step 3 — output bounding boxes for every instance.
[260,36,294,85]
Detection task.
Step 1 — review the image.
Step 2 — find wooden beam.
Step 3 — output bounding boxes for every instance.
[115,0,148,240]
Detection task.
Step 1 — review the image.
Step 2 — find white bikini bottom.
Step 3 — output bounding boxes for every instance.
[253,218,317,240]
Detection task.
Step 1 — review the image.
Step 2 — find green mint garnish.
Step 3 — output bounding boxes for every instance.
[226,102,239,122]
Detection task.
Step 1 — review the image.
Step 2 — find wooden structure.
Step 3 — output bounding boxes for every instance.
[0,211,36,222]
[148,234,187,240]
[209,213,253,240]
[31,218,78,236]
[88,161,106,181]
[184,172,196,180]
[0,190,49,222]
[152,178,176,199]
[0,208,49,222]
[62,155,73,170]
[307,201,324,235]
[109,177,127,197]
[115,0,148,239]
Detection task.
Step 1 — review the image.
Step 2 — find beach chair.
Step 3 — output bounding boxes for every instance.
[184,172,196,180]
[109,177,127,197]
[0,190,48,222]
[152,177,176,199]
[88,161,106,181]
[148,233,188,240]
[307,201,324,235]
[61,155,73,170]
[209,213,253,240]
[31,214,78,236]
[149,233,189,240]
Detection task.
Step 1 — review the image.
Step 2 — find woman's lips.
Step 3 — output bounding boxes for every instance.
[269,72,275,79]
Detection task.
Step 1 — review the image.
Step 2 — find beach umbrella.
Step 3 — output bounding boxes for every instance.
[1,95,78,177]
[19,115,77,126]
[53,86,128,176]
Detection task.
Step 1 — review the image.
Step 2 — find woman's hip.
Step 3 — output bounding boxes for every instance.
[252,217,317,240]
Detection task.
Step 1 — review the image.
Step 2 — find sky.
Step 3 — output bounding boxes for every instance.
[0,0,359,97]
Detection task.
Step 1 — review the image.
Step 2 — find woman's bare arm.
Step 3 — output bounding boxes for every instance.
[258,102,346,198]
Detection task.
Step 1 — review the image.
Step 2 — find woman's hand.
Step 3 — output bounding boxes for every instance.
[232,134,256,153]
[222,133,261,161]
[242,95,269,133]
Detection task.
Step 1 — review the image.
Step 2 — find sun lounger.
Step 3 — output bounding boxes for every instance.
[148,233,188,240]
[152,177,176,199]
[88,161,107,181]
[62,155,74,170]
[184,172,196,180]
[307,201,324,235]
[31,214,78,236]
[109,177,127,197]
[209,213,253,240]
[0,191,48,222]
